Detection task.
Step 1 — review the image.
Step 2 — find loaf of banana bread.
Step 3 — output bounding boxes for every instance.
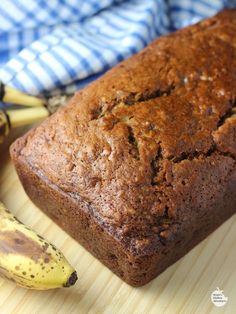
[11,10,236,286]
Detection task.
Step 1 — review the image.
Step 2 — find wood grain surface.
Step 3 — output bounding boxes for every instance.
[0,129,235,314]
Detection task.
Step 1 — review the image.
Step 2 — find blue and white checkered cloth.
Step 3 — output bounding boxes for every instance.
[0,0,235,97]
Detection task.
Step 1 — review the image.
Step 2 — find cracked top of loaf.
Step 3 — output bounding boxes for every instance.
[14,10,236,255]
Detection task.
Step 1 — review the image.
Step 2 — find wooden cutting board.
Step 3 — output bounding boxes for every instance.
[0,128,235,314]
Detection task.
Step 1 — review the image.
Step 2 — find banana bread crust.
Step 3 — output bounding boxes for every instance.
[11,10,236,286]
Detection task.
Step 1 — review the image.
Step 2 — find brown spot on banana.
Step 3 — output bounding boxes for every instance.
[0,230,52,263]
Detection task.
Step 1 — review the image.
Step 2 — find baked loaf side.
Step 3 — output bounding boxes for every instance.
[11,10,236,286]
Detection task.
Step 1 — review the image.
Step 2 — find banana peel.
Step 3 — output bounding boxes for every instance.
[0,202,78,290]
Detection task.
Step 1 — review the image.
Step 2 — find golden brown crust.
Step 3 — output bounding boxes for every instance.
[11,10,236,286]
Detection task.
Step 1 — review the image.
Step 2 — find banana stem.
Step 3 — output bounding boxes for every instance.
[0,107,49,143]
[3,86,45,107]
[7,107,49,128]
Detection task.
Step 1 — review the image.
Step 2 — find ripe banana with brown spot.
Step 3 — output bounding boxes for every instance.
[0,202,77,289]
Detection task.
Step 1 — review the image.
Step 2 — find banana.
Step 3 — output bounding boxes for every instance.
[0,202,77,289]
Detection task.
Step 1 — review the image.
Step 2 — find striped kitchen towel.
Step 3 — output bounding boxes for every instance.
[0,0,235,97]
